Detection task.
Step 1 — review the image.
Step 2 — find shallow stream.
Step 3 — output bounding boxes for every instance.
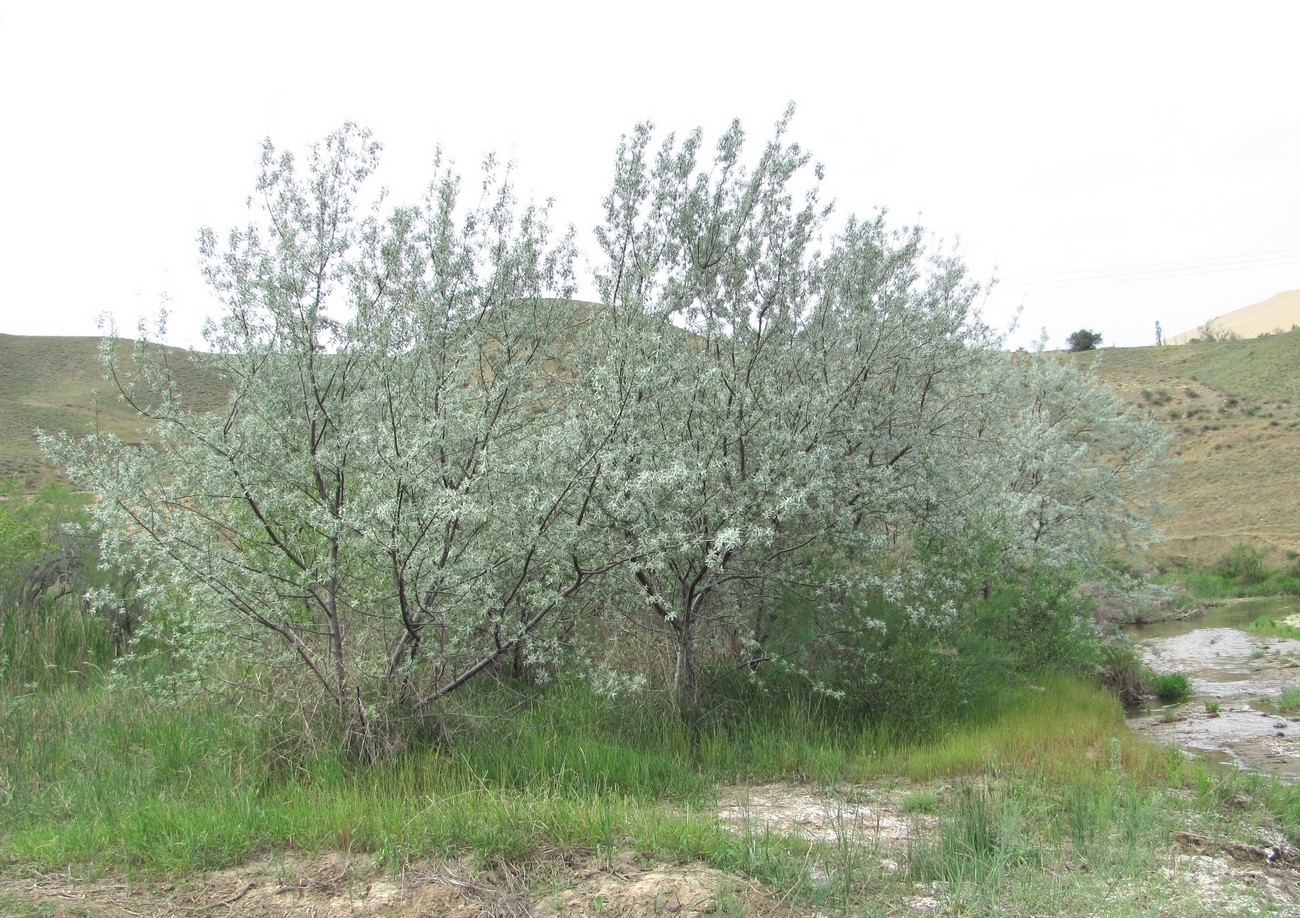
[1126,597,1300,780]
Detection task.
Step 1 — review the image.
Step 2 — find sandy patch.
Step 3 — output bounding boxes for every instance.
[716,782,935,849]
[542,855,800,916]
[0,850,807,917]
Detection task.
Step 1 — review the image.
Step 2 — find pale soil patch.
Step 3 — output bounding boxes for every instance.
[716,781,1300,915]
[541,852,804,917]
[0,849,805,917]
[1165,830,1300,915]
[716,781,937,852]
[715,782,950,912]
[0,852,490,917]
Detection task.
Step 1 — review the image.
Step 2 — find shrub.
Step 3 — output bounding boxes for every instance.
[1099,639,1149,707]
[1151,672,1193,702]
[1220,543,1268,585]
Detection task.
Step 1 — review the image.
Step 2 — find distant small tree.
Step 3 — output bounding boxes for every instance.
[1066,329,1102,352]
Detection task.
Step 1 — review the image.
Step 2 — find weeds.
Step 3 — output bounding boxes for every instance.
[1221,542,1268,585]
[1151,672,1193,702]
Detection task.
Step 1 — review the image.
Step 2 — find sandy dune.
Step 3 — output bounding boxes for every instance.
[1167,290,1300,345]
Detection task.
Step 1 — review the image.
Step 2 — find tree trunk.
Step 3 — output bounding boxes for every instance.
[673,613,698,701]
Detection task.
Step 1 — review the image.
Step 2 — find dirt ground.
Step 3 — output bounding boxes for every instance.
[0,849,808,917]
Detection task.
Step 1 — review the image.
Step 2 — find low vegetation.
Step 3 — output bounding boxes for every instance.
[1150,672,1193,703]
[3,471,1296,912]
[4,635,1300,913]
[1248,615,1300,642]
[1158,542,1300,608]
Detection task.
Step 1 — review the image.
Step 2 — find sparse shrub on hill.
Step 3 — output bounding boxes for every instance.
[1066,329,1102,351]
[1198,318,1239,343]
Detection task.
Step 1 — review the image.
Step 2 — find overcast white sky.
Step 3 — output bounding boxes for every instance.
[1,0,1297,349]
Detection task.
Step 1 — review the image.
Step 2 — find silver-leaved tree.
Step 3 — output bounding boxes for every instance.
[45,115,1169,748]
[584,112,1033,698]
[44,125,629,756]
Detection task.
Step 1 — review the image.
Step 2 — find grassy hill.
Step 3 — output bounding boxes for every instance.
[4,328,1298,566]
[0,334,226,489]
[1082,328,1300,565]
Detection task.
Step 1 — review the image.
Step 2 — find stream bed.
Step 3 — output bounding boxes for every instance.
[1127,597,1300,780]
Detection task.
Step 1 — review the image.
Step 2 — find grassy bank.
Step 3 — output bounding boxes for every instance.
[4,670,1300,914]
[3,493,1298,912]
[1145,542,1300,618]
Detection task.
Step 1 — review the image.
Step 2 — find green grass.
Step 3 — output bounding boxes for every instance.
[1150,672,1193,702]
[1086,329,1300,408]
[1248,614,1300,641]
[1264,687,1300,715]
[6,671,1300,914]
[0,600,117,691]
[1160,564,1300,606]
[0,675,1215,870]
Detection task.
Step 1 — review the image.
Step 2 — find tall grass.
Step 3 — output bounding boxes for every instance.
[1164,543,1300,602]
[0,678,828,875]
[5,557,1300,913]
[866,674,1177,784]
[0,599,116,690]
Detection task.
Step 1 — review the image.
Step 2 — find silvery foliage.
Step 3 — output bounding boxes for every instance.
[44,117,1170,722]
[43,125,619,739]
[884,343,1171,633]
[585,110,1021,692]
[984,349,1170,565]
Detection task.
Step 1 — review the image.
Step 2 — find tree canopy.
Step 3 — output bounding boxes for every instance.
[43,119,1167,753]
[1067,328,1103,351]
